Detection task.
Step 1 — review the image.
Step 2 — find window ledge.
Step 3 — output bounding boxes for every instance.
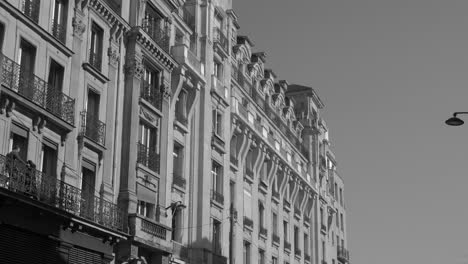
[82,63,110,84]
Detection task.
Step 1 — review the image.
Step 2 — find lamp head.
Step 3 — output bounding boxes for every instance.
[445,115,464,126]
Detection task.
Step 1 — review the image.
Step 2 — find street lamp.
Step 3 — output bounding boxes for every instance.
[445,112,468,126]
[165,201,186,217]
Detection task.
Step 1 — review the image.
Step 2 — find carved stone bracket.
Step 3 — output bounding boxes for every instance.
[108,42,120,67]
[72,16,86,39]
[124,53,144,80]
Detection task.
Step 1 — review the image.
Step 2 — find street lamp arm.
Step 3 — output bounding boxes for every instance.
[452,112,468,116]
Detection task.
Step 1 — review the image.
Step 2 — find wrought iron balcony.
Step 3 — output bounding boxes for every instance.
[243,216,253,229]
[284,241,291,251]
[140,79,163,111]
[213,27,229,54]
[273,233,280,244]
[137,142,160,173]
[21,0,40,23]
[81,111,106,145]
[259,226,268,237]
[52,19,66,43]
[89,51,102,71]
[173,173,186,189]
[141,18,170,52]
[337,246,350,263]
[1,53,75,125]
[211,189,224,205]
[0,154,124,231]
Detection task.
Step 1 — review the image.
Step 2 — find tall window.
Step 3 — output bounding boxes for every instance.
[320,207,324,227]
[214,61,223,80]
[304,233,309,255]
[294,226,299,251]
[339,188,343,205]
[173,142,184,178]
[322,240,326,261]
[47,60,64,113]
[89,23,103,70]
[283,221,289,242]
[175,90,187,122]
[272,257,278,264]
[212,109,223,137]
[336,213,339,227]
[141,65,162,109]
[172,207,183,242]
[243,241,251,264]
[272,212,278,235]
[243,187,252,220]
[81,161,96,217]
[40,140,58,181]
[213,219,221,254]
[258,202,265,229]
[211,161,223,200]
[18,39,36,93]
[259,249,265,264]
[86,90,100,120]
[51,0,67,42]
[137,200,155,218]
[9,124,29,162]
[138,122,159,172]
[340,213,344,231]
[0,23,4,51]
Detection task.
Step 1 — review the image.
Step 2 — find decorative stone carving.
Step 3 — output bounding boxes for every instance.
[124,55,144,79]
[108,44,120,67]
[72,17,86,38]
[139,107,157,124]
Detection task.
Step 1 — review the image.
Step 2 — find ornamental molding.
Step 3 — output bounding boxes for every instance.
[135,30,177,72]
[88,0,129,41]
[72,16,86,38]
[124,53,144,79]
[107,43,120,67]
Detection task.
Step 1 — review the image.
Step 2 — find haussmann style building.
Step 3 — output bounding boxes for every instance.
[0,0,349,264]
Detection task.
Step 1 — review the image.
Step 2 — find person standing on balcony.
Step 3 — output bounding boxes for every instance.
[5,145,24,190]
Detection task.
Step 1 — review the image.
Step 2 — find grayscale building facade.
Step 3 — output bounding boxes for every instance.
[0,0,349,263]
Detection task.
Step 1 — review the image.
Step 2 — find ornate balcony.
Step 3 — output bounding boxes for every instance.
[51,19,66,43]
[0,154,124,231]
[173,174,186,189]
[337,246,350,263]
[140,217,167,239]
[137,142,160,173]
[21,0,40,23]
[1,53,75,125]
[140,79,163,111]
[211,189,224,205]
[141,18,170,53]
[213,27,229,55]
[243,216,253,229]
[81,111,106,146]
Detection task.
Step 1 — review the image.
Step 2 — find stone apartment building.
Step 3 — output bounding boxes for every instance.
[0,0,349,264]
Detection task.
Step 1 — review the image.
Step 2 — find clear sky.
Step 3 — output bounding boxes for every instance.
[234,1,468,264]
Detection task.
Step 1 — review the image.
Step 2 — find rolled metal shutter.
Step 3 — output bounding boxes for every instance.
[0,225,60,264]
[69,246,104,264]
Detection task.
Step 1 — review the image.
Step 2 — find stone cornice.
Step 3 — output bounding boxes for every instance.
[134,28,178,72]
[89,0,130,41]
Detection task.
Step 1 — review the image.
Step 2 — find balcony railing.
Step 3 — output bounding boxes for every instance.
[259,226,268,237]
[137,142,160,173]
[173,174,186,189]
[141,217,167,239]
[140,79,163,111]
[213,27,228,54]
[22,0,40,23]
[273,233,280,244]
[141,18,170,52]
[1,53,75,125]
[0,154,124,231]
[243,216,253,228]
[81,111,106,145]
[52,19,66,43]
[284,241,291,251]
[337,246,350,263]
[89,51,102,71]
[211,189,224,205]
